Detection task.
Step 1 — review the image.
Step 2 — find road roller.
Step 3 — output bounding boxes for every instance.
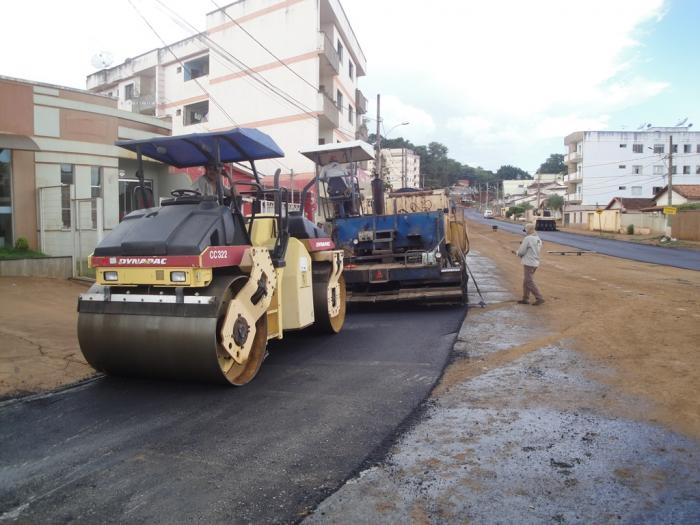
[77,128,345,386]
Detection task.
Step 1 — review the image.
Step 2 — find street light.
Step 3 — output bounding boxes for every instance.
[385,121,410,138]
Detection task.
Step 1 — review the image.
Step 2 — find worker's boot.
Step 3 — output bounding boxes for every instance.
[517,299,529,305]
[532,298,545,306]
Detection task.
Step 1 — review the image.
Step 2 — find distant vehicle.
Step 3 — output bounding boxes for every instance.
[483,209,494,218]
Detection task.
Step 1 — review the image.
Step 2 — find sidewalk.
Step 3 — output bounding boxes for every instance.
[303,220,700,523]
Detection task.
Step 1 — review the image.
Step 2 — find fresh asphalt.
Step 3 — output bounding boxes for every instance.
[0,303,465,524]
[464,209,700,271]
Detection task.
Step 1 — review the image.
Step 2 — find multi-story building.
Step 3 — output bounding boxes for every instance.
[86,0,368,182]
[563,127,700,227]
[368,148,421,189]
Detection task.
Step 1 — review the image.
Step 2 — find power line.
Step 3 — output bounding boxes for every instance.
[129,0,290,175]
[209,0,321,95]
[154,0,320,121]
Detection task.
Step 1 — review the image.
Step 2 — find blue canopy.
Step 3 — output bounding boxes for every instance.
[116,128,285,168]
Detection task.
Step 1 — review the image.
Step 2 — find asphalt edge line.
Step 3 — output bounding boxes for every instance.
[294,305,470,524]
[0,374,104,409]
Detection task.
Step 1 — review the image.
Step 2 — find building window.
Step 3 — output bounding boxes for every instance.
[683,144,691,153]
[0,149,12,248]
[337,40,344,64]
[697,144,700,153]
[653,165,663,175]
[619,165,626,169]
[653,144,664,154]
[318,138,326,145]
[653,186,663,195]
[671,165,677,175]
[683,165,690,174]
[631,186,642,196]
[91,167,102,228]
[618,186,626,190]
[672,144,678,153]
[124,83,134,101]
[632,144,643,153]
[696,166,700,174]
[349,61,354,79]
[60,164,74,229]
[183,100,208,126]
[619,143,627,148]
[348,104,353,124]
[176,108,182,116]
[336,89,343,110]
[633,165,643,175]
[184,55,209,81]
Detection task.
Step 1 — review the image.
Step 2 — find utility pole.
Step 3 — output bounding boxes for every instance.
[485,182,489,211]
[536,172,542,217]
[371,94,385,215]
[668,135,673,206]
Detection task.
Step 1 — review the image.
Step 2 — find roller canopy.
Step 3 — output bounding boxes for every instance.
[116,128,285,168]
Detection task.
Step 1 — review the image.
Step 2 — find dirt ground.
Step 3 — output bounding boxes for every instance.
[0,277,93,398]
[445,220,700,440]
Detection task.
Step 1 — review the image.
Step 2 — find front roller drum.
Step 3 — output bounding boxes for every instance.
[77,275,269,386]
[312,262,346,333]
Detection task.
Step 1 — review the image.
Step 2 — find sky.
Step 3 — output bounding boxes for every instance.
[1,0,698,174]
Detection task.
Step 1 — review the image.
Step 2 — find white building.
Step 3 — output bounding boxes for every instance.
[86,0,368,180]
[369,148,420,189]
[563,127,700,226]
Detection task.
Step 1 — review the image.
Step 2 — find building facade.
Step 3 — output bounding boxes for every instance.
[563,127,700,226]
[0,76,171,258]
[86,0,368,181]
[367,148,421,190]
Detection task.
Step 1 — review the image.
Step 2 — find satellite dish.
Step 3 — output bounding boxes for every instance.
[646,123,652,128]
[637,123,646,130]
[675,117,688,127]
[91,51,114,70]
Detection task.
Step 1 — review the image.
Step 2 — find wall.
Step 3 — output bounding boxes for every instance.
[0,256,72,278]
[672,210,700,241]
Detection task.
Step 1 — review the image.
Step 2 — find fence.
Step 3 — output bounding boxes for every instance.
[672,210,700,241]
[37,185,103,278]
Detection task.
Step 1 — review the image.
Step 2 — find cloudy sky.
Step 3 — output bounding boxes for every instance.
[2,0,697,173]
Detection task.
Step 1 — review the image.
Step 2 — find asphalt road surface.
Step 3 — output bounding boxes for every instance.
[0,304,465,524]
[464,209,700,271]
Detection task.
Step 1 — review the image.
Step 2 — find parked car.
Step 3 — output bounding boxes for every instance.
[483,209,494,218]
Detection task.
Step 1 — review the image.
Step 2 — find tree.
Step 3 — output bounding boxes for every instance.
[496,165,532,181]
[546,194,565,217]
[537,153,565,174]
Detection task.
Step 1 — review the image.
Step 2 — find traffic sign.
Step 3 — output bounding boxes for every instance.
[663,206,677,215]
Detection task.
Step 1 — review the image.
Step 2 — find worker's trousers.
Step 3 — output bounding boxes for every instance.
[522,265,543,301]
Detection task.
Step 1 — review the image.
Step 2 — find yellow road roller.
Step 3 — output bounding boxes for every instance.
[77,128,345,386]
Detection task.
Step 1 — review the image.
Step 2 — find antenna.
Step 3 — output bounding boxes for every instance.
[675,117,688,127]
[91,51,114,70]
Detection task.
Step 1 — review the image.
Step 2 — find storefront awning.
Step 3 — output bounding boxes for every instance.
[0,133,40,151]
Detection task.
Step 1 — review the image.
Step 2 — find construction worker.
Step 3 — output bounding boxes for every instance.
[514,223,545,305]
[192,165,231,197]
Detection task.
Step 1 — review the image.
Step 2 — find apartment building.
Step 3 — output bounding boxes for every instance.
[368,148,421,189]
[0,75,171,258]
[86,0,368,182]
[563,127,700,226]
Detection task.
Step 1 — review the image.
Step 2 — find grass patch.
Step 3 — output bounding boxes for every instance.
[0,247,47,260]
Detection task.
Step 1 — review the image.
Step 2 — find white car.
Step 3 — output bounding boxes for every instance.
[483,209,494,219]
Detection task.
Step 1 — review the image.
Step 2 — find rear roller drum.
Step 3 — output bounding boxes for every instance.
[312,263,346,333]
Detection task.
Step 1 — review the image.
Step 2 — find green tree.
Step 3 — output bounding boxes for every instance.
[496,165,532,180]
[537,153,566,174]
[545,194,565,216]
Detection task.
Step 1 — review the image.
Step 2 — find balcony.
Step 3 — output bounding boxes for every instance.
[129,93,156,115]
[565,150,582,164]
[355,120,369,141]
[318,90,339,128]
[355,89,368,115]
[564,172,582,185]
[318,32,339,75]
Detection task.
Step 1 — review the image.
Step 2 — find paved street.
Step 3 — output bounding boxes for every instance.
[464,209,700,271]
[0,304,465,524]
